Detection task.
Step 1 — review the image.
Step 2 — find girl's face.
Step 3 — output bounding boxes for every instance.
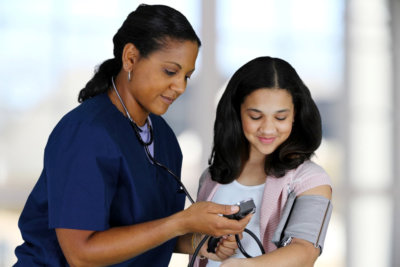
[240,88,295,159]
[129,39,199,121]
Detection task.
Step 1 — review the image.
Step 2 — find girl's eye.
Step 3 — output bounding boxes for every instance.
[250,116,262,120]
[276,117,287,121]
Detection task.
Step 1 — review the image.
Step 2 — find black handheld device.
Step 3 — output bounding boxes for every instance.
[207,198,256,253]
[223,198,256,220]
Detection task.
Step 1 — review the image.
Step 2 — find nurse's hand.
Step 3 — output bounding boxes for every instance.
[177,201,252,237]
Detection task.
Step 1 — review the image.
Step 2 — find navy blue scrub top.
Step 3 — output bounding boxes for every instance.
[14,93,185,266]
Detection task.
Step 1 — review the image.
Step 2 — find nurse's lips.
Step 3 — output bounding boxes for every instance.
[258,136,276,144]
[161,95,175,105]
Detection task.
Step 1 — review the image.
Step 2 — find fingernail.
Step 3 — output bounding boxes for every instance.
[231,205,239,212]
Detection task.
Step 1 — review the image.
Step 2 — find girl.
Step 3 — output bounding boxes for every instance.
[192,56,332,267]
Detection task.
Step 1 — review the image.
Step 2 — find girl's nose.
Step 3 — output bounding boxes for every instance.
[259,118,276,135]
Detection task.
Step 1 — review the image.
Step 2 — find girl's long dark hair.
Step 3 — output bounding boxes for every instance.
[78,4,201,102]
[209,56,322,184]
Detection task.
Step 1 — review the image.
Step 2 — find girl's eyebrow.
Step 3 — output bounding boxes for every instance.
[247,108,262,113]
[247,108,291,113]
[276,109,291,113]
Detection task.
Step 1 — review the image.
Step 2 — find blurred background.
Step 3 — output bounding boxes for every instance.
[0,0,399,266]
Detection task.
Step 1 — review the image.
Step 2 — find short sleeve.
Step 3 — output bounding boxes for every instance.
[197,168,210,195]
[291,161,332,196]
[45,119,120,231]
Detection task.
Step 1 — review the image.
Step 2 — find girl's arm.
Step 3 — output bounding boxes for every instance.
[56,201,251,267]
[220,185,332,267]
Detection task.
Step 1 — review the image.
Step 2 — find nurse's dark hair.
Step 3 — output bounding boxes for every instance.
[78,4,201,102]
[209,56,322,184]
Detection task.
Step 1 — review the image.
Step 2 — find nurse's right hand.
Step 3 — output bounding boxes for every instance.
[176,201,252,237]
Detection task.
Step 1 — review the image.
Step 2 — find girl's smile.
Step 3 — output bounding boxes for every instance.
[257,136,276,144]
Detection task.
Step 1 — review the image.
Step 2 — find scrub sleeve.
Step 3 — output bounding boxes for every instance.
[15,93,185,266]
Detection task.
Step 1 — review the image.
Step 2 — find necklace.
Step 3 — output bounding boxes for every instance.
[111,77,154,146]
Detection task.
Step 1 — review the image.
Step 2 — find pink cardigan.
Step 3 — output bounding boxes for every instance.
[191,160,332,267]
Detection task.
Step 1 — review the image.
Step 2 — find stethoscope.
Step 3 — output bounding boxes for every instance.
[111,77,264,266]
[111,77,195,204]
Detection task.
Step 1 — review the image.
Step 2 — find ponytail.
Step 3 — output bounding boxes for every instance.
[78,4,201,103]
[78,58,121,103]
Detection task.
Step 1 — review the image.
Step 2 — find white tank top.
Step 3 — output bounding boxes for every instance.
[207,180,265,267]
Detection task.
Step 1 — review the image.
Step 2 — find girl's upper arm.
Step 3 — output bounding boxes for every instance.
[298,184,332,200]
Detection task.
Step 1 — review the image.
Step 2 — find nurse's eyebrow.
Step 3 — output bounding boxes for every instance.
[165,61,182,69]
[165,61,195,73]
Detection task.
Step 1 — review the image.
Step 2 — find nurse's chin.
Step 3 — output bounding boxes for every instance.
[150,105,170,116]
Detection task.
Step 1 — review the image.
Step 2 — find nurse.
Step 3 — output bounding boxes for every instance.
[14,4,251,266]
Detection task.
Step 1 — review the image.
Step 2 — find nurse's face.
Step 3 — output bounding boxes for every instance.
[128,39,199,122]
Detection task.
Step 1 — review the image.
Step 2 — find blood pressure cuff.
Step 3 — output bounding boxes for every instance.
[272,192,332,254]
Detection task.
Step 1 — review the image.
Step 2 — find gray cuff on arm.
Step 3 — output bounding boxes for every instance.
[272,192,333,254]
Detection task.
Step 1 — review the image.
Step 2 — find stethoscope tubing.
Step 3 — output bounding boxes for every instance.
[111,77,263,264]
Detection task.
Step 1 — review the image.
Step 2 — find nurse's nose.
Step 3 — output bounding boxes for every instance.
[170,76,186,95]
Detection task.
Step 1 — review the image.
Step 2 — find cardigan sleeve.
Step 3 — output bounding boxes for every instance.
[196,168,219,202]
[290,160,332,196]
